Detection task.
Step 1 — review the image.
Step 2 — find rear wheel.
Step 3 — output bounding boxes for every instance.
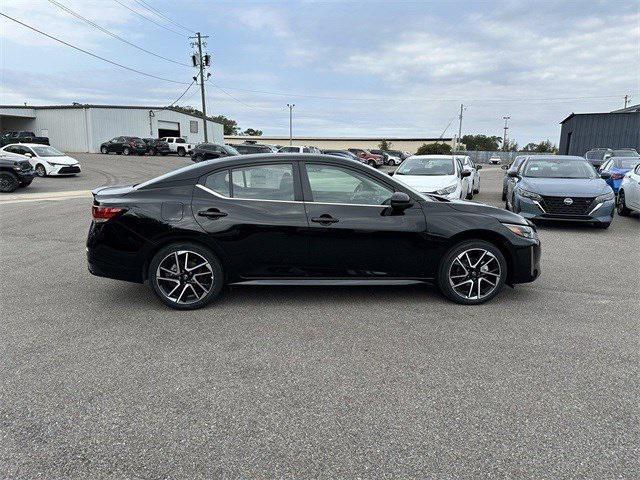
[35,164,47,177]
[0,172,20,192]
[149,242,224,310]
[149,148,156,156]
[123,147,131,156]
[617,190,631,216]
[501,186,507,201]
[367,160,375,167]
[437,240,507,305]
[100,146,108,154]
[177,148,186,157]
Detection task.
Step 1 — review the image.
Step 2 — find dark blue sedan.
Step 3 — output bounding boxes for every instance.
[505,155,615,228]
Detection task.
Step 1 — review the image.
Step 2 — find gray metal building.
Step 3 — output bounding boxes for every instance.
[559,105,640,156]
[0,104,224,153]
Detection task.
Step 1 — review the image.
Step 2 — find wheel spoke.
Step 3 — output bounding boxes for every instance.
[156,249,215,304]
[452,279,473,289]
[188,284,201,300]
[157,277,179,283]
[186,261,209,272]
[176,285,189,303]
[454,257,469,275]
[449,247,502,300]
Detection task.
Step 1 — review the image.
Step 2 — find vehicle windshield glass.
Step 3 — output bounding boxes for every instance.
[523,159,597,178]
[395,157,454,176]
[32,146,65,157]
[612,150,640,158]
[223,145,240,155]
[611,158,640,169]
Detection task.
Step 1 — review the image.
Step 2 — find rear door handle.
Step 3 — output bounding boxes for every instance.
[198,208,227,219]
[311,214,339,225]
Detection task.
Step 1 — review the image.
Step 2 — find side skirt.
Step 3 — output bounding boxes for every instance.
[229,278,431,287]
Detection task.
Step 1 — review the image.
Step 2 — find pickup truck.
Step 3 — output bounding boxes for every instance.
[159,137,194,157]
[0,131,50,147]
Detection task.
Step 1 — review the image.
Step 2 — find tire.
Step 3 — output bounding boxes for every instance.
[437,240,507,305]
[123,147,131,156]
[501,187,507,201]
[100,146,108,154]
[192,155,203,163]
[177,148,186,157]
[35,164,47,177]
[160,152,168,156]
[465,190,473,200]
[617,190,631,216]
[0,171,20,193]
[149,148,156,156]
[367,160,375,167]
[148,242,224,310]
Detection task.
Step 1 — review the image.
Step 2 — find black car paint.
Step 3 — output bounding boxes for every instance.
[0,153,35,191]
[100,137,147,155]
[87,154,540,287]
[190,144,239,162]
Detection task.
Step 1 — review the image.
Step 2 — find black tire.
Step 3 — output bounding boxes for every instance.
[0,171,20,193]
[100,146,108,154]
[367,160,375,167]
[594,222,611,229]
[35,164,47,177]
[617,190,631,216]
[19,180,33,188]
[177,148,186,157]
[437,240,507,305]
[192,155,202,163]
[148,242,224,310]
[149,148,156,156]
[465,190,473,200]
[501,187,507,201]
[123,147,131,156]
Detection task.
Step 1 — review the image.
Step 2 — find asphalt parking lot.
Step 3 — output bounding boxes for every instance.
[1,153,638,478]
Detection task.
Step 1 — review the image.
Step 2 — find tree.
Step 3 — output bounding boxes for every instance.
[242,128,263,136]
[416,142,452,155]
[210,115,239,135]
[378,139,392,151]
[461,134,502,151]
[522,140,557,153]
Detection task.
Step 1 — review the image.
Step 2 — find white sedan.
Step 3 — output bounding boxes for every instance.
[617,163,640,216]
[1,143,81,176]
[390,155,472,200]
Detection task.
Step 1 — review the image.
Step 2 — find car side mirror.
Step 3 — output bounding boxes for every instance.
[501,165,509,170]
[507,171,519,178]
[388,171,394,176]
[24,152,33,158]
[475,165,482,170]
[390,191,413,210]
[600,171,611,179]
[461,169,472,178]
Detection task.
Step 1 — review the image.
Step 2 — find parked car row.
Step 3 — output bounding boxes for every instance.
[0,143,81,178]
[585,147,639,169]
[0,131,50,147]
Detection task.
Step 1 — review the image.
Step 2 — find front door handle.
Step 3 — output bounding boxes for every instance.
[198,208,227,219]
[311,214,339,225]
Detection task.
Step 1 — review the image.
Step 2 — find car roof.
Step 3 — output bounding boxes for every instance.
[1,142,50,147]
[407,155,455,159]
[523,155,586,161]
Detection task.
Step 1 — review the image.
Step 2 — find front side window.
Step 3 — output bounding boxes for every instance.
[232,164,294,201]
[306,164,393,205]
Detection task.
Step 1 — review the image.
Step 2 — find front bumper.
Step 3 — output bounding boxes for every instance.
[16,169,36,182]
[510,241,541,284]
[49,164,81,175]
[515,196,615,224]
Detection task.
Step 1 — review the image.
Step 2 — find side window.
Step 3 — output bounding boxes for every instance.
[167,138,174,143]
[204,170,230,197]
[176,138,186,144]
[231,164,294,201]
[635,165,640,175]
[306,164,393,205]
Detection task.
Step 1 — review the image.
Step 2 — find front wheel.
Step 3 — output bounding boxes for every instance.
[123,147,131,156]
[149,243,224,310]
[35,164,47,177]
[617,190,631,216]
[177,148,186,157]
[149,148,156,156]
[0,171,20,192]
[437,240,507,305]
[100,146,108,154]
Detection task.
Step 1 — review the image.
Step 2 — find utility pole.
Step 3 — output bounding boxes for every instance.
[624,94,630,109]
[287,103,295,145]
[456,103,465,151]
[190,32,210,142]
[502,115,510,151]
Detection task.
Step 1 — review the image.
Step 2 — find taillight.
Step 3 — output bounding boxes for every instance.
[92,205,126,223]
[610,173,624,180]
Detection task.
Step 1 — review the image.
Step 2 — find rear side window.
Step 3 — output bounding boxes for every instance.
[231,164,294,201]
[204,170,230,197]
[176,138,186,144]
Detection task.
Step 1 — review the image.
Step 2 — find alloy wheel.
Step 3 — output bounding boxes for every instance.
[123,148,130,156]
[448,248,502,300]
[35,164,46,177]
[155,250,214,305]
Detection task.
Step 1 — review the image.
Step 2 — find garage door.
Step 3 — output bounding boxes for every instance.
[157,120,180,138]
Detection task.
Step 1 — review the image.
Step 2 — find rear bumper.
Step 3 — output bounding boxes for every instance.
[87,249,144,283]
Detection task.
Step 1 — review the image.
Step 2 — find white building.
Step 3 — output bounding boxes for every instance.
[0,104,224,153]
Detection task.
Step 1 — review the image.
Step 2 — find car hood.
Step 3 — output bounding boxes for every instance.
[446,199,530,225]
[42,155,78,165]
[518,177,610,196]
[395,174,457,192]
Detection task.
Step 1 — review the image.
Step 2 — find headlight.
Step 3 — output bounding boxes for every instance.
[518,189,542,201]
[436,184,457,195]
[47,161,63,166]
[503,223,537,239]
[595,191,615,203]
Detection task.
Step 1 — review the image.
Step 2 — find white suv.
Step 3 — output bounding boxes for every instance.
[277,146,321,154]
[160,137,194,157]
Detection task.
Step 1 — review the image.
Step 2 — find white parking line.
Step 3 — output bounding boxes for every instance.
[0,189,92,205]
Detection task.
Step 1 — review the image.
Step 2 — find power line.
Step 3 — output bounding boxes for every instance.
[0,13,188,85]
[133,0,194,34]
[112,0,184,37]
[48,0,190,67]
[168,78,196,106]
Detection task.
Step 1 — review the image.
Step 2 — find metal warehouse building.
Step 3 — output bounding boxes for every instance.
[0,104,224,153]
[559,104,640,156]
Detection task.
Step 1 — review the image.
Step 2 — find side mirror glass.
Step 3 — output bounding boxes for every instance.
[388,171,394,176]
[390,191,413,210]
[500,164,509,170]
[475,165,482,170]
[461,169,472,178]
[507,170,520,178]
[600,171,611,179]
[24,152,33,158]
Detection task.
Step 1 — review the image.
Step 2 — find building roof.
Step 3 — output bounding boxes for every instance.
[611,103,640,113]
[0,104,223,124]
[560,110,640,124]
[225,135,453,141]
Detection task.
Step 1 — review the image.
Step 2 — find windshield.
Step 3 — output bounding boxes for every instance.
[523,159,597,179]
[610,158,640,169]
[395,157,454,176]
[223,145,240,155]
[612,149,640,158]
[32,146,65,157]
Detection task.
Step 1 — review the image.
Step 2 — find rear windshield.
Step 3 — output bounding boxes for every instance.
[612,150,640,158]
[610,157,640,169]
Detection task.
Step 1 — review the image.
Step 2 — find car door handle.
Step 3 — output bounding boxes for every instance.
[198,208,227,219]
[311,215,339,225]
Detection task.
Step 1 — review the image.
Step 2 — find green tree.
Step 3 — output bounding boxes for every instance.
[461,134,502,151]
[378,139,392,151]
[170,106,240,135]
[416,143,452,155]
[242,128,263,136]
[522,140,557,153]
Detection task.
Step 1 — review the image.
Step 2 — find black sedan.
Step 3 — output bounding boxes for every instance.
[100,136,147,156]
[190,143,240,162]
[87,154,541,309]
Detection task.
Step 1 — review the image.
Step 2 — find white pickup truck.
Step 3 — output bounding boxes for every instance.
[160,137,195,157]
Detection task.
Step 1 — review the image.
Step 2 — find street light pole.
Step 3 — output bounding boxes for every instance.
[287,103,295,145]
[502,115,510,151]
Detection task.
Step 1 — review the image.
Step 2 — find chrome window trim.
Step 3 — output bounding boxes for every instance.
[196,184,388,208]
